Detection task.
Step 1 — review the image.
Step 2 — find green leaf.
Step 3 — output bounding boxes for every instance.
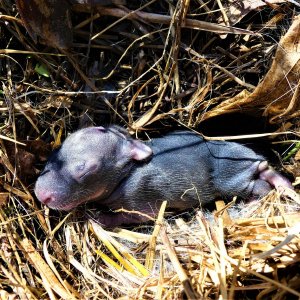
[35,63,50,77]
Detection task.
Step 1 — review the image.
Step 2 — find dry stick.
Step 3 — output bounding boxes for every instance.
[0,49,65,56]
[0,14,23,24]
[101,28,166,81]
[90,0,158,40]
[73,5,257,36]
[74,12,101,30]
[160,227,200,299]
[118,4,151,37]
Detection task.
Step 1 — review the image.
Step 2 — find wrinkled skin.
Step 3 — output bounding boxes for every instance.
[35,126,293,227]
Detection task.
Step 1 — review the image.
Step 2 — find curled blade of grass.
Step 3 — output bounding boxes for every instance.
[100,28,167,81]
[131,66,173,129]
[129,18,175,129]
[127,75,157,125]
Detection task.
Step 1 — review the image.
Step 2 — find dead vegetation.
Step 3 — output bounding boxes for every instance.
[0,0,300,299]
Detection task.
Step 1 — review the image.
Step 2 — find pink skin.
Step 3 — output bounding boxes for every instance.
[35,189,53,205]
[36,186,107,211]
[36,189,80,210]
[258,161,293,191]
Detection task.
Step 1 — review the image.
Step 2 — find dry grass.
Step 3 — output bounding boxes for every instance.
[0,0,300,299]
[2,191,300,299]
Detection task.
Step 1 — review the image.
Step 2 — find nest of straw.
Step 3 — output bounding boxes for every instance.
[0,0,300,299]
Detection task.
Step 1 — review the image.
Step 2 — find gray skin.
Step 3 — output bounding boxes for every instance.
[34,126,292,227]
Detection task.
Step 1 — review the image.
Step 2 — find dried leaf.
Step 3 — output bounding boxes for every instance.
[16,0,73,49]
[203,15,300,123]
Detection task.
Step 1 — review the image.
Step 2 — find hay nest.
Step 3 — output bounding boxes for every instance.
[0,1,300,299]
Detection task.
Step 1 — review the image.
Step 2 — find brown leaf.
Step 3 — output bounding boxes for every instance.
[16,0,73,49]
[0,193,9,207]
[203,15,300,124]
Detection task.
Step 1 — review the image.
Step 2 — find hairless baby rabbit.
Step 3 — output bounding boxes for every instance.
[35,126,292,226]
